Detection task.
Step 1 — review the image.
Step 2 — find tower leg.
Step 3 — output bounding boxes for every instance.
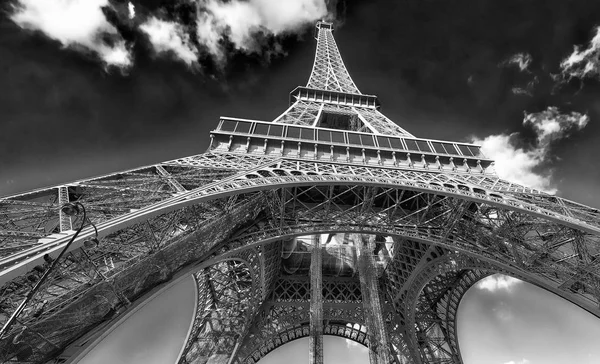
[309,235,324,364]
[356,234,391,364]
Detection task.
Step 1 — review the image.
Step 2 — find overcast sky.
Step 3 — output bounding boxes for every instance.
[2,0,600,363]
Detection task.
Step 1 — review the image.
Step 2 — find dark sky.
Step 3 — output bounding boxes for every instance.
[1,0,599,207]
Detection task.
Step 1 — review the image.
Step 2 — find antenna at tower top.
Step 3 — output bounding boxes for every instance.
[315,20,334,39]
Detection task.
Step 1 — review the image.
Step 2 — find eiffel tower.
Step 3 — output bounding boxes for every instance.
[1,20,600,364]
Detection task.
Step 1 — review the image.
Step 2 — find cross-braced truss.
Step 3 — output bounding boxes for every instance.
[1,20,599,364]
[306,22,360,94]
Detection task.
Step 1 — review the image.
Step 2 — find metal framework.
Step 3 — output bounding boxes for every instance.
[0,20,599,364]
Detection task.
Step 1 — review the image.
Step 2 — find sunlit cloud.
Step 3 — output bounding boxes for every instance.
[500,52,532,72]
[10,0,132,68]
[128,2,135,20]
[9,0,330,69]
[476,274,522,292]
[140,17,198,66]
[472,107,589,193]
[197,0,328,58]
[560,26,600,80]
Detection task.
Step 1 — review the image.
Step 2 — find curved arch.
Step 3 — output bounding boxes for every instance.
[179,256,261,364]
[4,173,598,285]
[399,250,591,364]
[400,254,499,364]
[239,321,371,364]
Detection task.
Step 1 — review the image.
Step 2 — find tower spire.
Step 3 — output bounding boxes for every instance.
[306,21,361,94]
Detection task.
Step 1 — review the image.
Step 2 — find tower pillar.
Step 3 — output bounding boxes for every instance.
[356,234,391,364]
[309,235,324,364]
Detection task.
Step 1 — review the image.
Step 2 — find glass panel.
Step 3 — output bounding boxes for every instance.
[360,134,375,146]
[253,123,269,135]
[431,142,446,154]
[456,145,473,156]
[376,136,391,148]
[318,129,331,142]
[442,143,458,155]
[347,133,361,145]
[404,139,419,151]
[287,126,302,139]
[416,140,432,153]
[235,121,252,134]
[268,125,283,137]
[468,146,482,158]
[220,120,236,132]
[331,131,345,143]
[389,138,403,149]
[300,128,314,140]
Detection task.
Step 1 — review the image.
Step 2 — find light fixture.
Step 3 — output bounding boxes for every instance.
[61,202,80,217]
[83,238,99,249]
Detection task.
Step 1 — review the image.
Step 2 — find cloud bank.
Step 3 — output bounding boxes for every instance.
[10,0,132,68]
[10,0,330,69]
[560,26,600,80]
[472,107,589,193]
[198,0,328,58]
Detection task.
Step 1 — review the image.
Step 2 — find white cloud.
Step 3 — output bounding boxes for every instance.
[10,0,330,69]
[475,133,553,192]
[504,359,530,364]
[197,0,328,57]
[128,2,135,20]
[524,106,589,143]
[140,17,198,65]
[500,53,532,72]
[472,107,589,193]
[10,0,132,68]
[477,274,522,292]
[560,26,600,80]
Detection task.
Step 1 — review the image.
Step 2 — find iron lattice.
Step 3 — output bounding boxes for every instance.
[0,21,599,364]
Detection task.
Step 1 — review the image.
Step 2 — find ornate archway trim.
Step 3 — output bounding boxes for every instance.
[240,321,370,364]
